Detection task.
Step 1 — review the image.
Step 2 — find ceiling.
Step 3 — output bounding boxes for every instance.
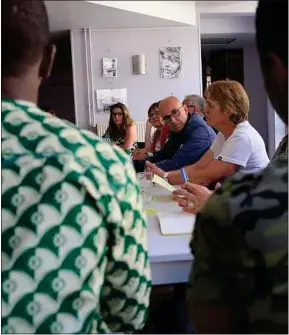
[45,1,191,31]
[45,1,257,31]
[196,1,245,7]
[45,1,255,48]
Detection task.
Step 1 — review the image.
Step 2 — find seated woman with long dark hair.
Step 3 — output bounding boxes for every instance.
[103,102,137,150]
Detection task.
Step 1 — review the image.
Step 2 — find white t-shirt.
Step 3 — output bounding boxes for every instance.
[210,121,269,174]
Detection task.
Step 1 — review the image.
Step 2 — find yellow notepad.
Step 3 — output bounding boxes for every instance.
[152,174,176,193]
[145,208,158,216]
[157,212,196,236]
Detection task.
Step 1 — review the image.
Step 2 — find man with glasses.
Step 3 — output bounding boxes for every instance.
[148,81,269,187]
[145,96,216,173]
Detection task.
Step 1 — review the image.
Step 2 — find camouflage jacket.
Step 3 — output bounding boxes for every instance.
[187,158,288,334]
[272,134,288,161]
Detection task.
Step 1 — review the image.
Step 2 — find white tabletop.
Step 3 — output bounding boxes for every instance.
[142,182,194,284]
[140,181,194,262]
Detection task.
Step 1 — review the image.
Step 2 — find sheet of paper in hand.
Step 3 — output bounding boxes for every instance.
[152,174,176,193]
[158,212,196,236]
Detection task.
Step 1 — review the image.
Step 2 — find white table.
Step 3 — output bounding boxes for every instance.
[144,184,194,286]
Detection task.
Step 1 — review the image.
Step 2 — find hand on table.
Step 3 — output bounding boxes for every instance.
[132,148,148,160]
[145,161,165,177]
[172,182,214,214]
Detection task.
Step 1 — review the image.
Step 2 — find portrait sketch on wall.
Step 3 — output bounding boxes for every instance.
[159,47,182,79]
[102,58,117,77]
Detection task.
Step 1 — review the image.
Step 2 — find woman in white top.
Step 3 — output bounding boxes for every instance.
[147,80,269,186]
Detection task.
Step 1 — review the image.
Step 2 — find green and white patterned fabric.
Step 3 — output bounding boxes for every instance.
[2,99,151,334]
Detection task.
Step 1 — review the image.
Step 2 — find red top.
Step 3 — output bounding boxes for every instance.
[150,125,170,153]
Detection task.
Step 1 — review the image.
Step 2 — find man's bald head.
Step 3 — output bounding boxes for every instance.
[159,96,181,112]
[158,96,189,132]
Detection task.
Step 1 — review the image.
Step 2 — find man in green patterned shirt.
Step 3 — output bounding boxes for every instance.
[187,0,288,333]
[2,0,151,333]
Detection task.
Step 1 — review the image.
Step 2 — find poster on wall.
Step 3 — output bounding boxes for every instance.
[96,88,127,113]
[102,57,117,77]
[159,47,182,79]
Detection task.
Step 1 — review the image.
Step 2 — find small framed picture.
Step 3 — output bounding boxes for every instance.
[102,57,117,78]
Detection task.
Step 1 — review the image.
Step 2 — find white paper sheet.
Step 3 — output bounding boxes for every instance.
[158,212,196,236]
[152,174,176,193]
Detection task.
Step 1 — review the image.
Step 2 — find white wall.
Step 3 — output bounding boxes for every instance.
[243,44,269,149]
[200,16,255,35]
[71,26,202,128]
[197,1,257,16]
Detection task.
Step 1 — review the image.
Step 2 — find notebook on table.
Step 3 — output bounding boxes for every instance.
[157,212,196,236]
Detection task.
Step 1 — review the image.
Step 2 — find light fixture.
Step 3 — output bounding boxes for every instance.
[132,54,147,75]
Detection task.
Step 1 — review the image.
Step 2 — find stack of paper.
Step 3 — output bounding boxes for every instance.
[158,212,196,236]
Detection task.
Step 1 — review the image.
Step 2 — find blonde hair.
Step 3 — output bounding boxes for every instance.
[205,80,249,125]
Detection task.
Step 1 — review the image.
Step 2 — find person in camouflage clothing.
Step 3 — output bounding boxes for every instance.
[186,0,288,333]
[272,134,288,161]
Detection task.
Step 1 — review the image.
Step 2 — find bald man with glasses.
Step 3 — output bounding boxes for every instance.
[140,96,216,173]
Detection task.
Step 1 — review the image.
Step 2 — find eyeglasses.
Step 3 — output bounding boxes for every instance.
[162,105,183,124]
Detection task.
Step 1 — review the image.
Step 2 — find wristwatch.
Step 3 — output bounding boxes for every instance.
[163,172,169,183]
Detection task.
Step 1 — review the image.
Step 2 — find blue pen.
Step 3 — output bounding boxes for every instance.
[181,167,188,183]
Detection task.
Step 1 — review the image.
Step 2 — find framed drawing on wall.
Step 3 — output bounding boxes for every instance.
[159,47,182,79]
[96,88,127,113]
[102,58,117,77]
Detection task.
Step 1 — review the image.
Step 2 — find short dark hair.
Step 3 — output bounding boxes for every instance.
[148,102,159,117]
[2,0,50,77]
[256,0,288,67]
